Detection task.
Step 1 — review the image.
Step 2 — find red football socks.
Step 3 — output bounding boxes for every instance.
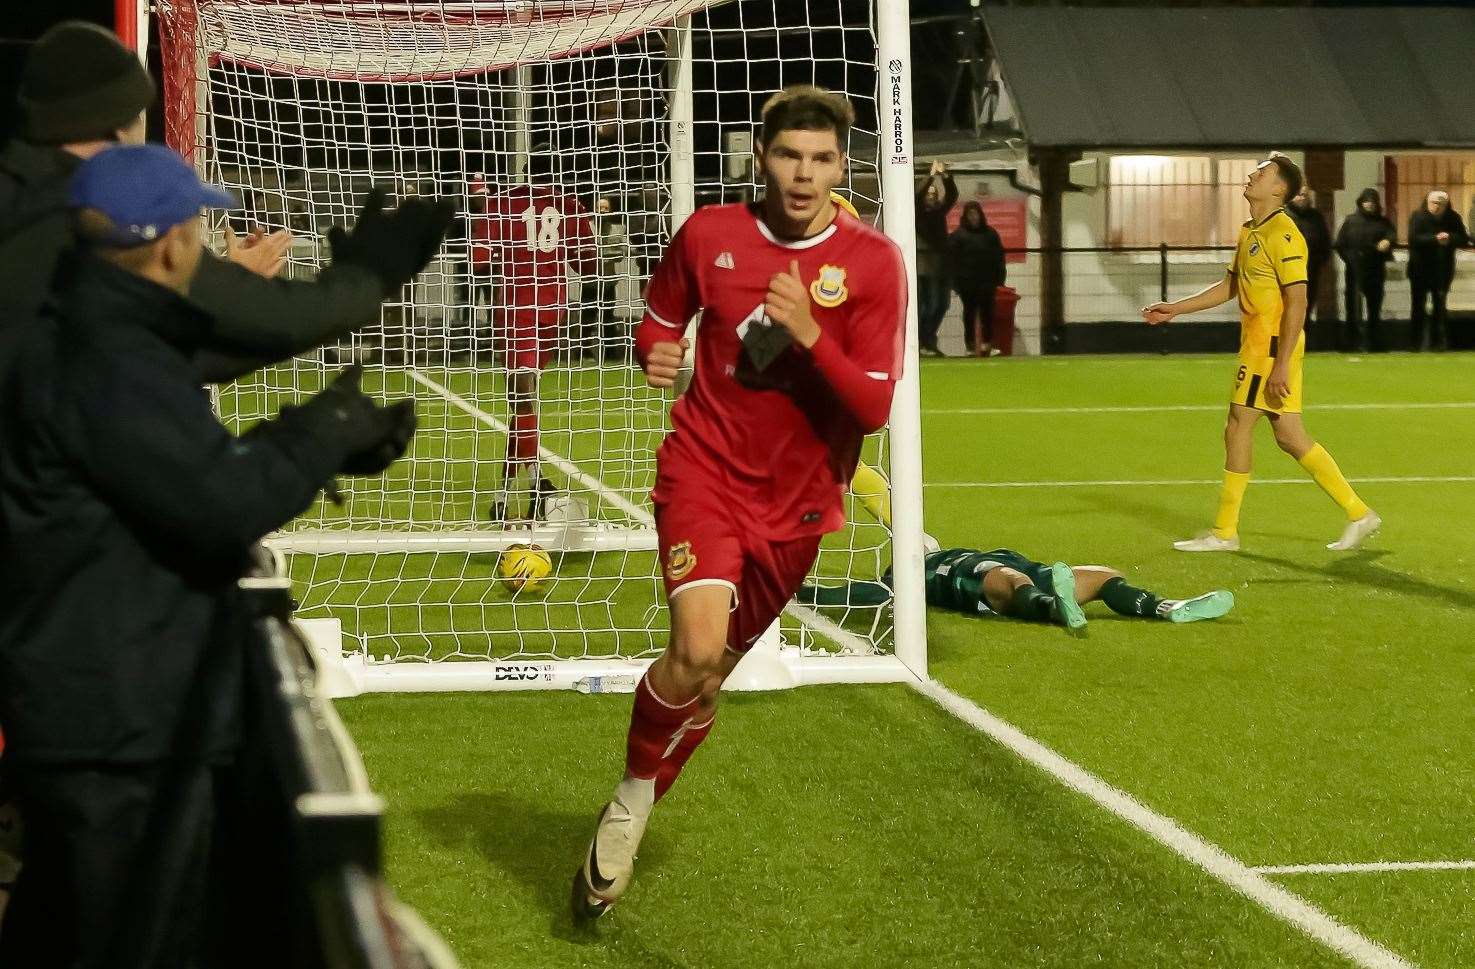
[625,672,715,801]
[654,712,715,801]
[510,410,539,463]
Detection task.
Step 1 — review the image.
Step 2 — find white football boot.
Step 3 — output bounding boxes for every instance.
[1173,532,1240,553]
[572,779,654,920]
[1328,511,1382,551]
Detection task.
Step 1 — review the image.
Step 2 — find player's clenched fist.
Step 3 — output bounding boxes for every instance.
[765,259,821,348]
[643,337,689,388]
[1141,302,1176,326]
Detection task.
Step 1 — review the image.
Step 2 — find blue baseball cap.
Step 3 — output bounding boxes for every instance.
[69,143,235,247]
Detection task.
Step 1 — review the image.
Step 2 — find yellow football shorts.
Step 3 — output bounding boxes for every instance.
[1231,351,1303,414]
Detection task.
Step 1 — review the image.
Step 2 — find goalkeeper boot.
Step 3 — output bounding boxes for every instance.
[1162,590,1235,623]
[573,781,653,920]
[1048,563,1087,631]
[1327,511,1381,551]
[529,477,558,522]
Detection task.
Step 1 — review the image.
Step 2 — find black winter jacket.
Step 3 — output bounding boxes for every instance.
[1406,207,1469,288]
[1334,189,1396,279]
[946,202,1006,296]
[1287,204,1331,275]
[0,257,352,764]
[915,172,958,255]
[0,138,383,383]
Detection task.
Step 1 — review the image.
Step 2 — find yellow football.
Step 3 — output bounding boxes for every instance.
[497,543,553,594]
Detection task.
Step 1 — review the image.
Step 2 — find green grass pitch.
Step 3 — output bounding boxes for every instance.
[333,351,1475,968]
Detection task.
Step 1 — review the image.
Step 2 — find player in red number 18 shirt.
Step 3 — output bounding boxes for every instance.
[468,152,596,520]
[572,85,908,919]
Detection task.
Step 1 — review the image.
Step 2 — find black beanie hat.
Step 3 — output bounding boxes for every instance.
[19,22,155,145]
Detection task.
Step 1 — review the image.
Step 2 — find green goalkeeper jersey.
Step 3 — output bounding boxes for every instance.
[801,547,1053,614]
[922,547,1051,616]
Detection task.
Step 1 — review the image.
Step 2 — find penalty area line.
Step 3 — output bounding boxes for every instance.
[409,370,650,522]
[1254,860,1475,876]
[913,679,1415,969]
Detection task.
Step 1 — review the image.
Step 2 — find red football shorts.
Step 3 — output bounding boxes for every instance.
[493,308,560,371]
[653,476,822,655]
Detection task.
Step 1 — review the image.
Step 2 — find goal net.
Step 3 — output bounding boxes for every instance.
[151,0,924,691]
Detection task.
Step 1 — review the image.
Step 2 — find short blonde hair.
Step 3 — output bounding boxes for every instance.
[760,84,854,152]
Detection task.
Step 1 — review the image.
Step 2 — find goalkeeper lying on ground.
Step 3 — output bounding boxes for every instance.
[833,463,1233,631]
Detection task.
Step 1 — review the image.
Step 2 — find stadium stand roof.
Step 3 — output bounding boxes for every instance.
[983,6,1475,150]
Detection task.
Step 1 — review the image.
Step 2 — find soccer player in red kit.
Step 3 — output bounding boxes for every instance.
[468,154,596,520]
[572,86,907,919]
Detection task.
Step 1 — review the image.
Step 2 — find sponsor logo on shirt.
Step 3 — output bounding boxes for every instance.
[714,251,735,270]
[667,541,696,581]
[810,264,849,307]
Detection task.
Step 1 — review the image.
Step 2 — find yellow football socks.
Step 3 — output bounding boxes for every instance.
[1298,444,1370,521]
[850,461,892,527]
[1212,470,1251,540]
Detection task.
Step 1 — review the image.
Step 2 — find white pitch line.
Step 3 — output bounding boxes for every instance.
[928,475,1475,489]
[925,402,1475,416]
[1255,861,1475,876]
[409,370,650,521]
[913,679,1415,969]
[409,371,875,655]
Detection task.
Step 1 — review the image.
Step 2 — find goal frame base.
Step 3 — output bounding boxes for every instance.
[296,618,918,698]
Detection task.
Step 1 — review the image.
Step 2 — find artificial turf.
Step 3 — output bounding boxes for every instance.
[330,351,1474,967]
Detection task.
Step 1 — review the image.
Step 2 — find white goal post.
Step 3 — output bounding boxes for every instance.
[138,0,925,694]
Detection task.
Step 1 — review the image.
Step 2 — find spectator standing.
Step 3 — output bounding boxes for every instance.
[0,145,419,968]
[1406,189,1468,352]
[0,22,452,382]
[467,148,597,521]
[914,160,957,356]
[1287,186,1331,327]
[1333,188,1395,352]
[947,200,1006,356]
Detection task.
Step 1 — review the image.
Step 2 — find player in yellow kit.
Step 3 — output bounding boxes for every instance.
[1142,153,1381,552]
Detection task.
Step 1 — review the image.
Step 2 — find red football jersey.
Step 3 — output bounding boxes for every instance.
[645,203,907,540]
[468,184,596,322]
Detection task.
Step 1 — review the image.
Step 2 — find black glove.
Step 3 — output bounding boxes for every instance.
[286,364,418,478]
[327,189,455,295]
[340,399,416,475]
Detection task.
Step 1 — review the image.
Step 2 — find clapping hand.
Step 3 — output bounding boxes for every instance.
[225,224,293,278]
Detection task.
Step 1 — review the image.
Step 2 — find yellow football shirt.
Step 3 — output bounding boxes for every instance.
[1228,208,1308,358]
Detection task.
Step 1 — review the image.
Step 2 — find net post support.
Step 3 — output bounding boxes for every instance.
[667,16,696,233]
[513,64,533,181]
[876,0,927,681]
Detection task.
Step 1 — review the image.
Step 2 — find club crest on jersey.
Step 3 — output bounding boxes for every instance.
[666,541,696,581]
[1248,242,1260,256]
[809,264,849,307]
